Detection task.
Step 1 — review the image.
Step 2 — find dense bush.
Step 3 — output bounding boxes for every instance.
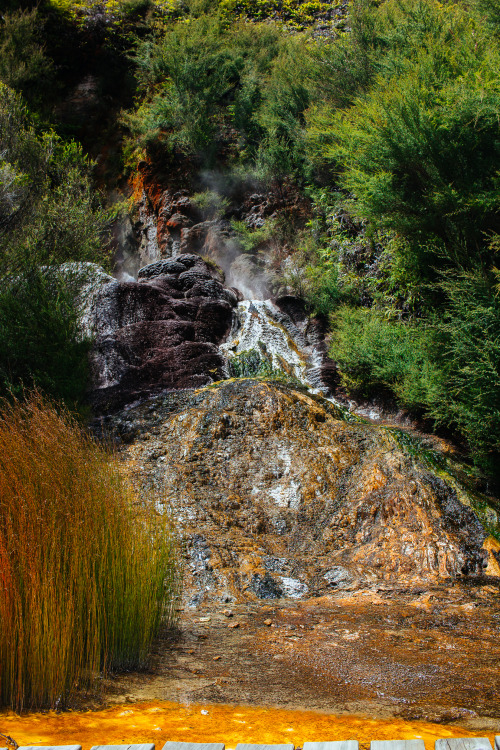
[127,15,243,157]
[428,271,500,474]
[331,270,500,477]
[0,395,180,711]
[0,84,109,405]
[0,8,54,111]
[0,270,91,406]
[297,0,500,478]
[124,16,311,172]
[0,84,108,273]
[330,306,437,402]
[218,0,330,28]
[307,0,500,282]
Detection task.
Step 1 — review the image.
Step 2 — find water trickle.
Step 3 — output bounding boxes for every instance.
[0,699,491,750]
[221,300,326,392]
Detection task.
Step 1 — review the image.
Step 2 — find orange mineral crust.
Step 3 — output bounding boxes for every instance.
[0,701,493,750]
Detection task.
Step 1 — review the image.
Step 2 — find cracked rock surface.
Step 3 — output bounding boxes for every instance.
[98,379,499,604]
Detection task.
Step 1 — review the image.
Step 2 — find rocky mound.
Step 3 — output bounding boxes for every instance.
[102,379,500,604]
[84,255,238,410]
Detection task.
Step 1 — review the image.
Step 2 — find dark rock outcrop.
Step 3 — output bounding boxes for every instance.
[86,255,237,411]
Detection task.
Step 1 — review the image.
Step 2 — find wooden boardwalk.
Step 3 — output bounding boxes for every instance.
[2,738,498,750]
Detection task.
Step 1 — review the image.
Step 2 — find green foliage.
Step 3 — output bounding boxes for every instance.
[231,217,277,253]
[428,270,500,474]
[331,269,500,477]
[0,84,109,274]
[0,270,91,408]
[126,15,244,157]
[302,253,343,316]
[0,84,109,406]
[228,347,302,385]
[0,8,55,111]
[299,0,500,478]
[308,1,375,109]
[228,348,276,377]
[0,395,180,710]
[330,305,439,403]
[473,0,500,34]
[307,0,500,279]
[45,0,180,29]
[254,45,311,180]
[124,16,312,172]
[191,189,230,218]
[218,0,329,28]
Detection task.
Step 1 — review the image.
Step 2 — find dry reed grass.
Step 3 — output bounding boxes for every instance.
[0,395,180,711]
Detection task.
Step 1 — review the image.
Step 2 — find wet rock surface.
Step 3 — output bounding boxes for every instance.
[106,587,500,728]
[104,379,499,601]
[222,297,338,393]
[85,255,237,411]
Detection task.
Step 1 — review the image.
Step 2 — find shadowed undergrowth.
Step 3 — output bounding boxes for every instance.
[0,395,180,711]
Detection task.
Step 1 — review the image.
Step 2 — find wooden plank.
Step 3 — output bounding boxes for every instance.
[304,742,358,750]
[435,740,493,750]
[19,746,82,750]
[90,746,154,750]
[236,744,294,750]
[371,742,425,750]
[162,743,225,750]
[494,739,499,750]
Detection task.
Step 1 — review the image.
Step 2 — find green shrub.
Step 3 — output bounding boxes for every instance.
[330,305,439,403]
[427,270,500,475]
[0,84,109,275]
[125,16,312,171]
[0,85,109,406]
[303,257,343,316]
[218,0,329,28]
[473,0,500,34]
[331,276,500,478]
[0,394,180,710]
[0,269,91,408]
[127,15,243,158]
[191,189,230,218]
[230,217,277,253]
[254,41,311,180]
[307,0,500,281]
[0,8,55,111]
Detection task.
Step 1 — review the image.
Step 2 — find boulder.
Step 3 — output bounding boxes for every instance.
[86,255,237,410]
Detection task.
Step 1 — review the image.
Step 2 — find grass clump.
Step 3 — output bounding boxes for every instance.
[0,395,180,711]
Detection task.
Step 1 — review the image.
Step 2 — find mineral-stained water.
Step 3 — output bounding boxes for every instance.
[221,299,325,391]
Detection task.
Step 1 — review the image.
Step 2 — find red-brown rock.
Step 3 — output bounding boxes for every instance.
[88,255,236,411]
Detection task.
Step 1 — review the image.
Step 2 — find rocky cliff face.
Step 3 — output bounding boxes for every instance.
[97,379,499,605]
[121,169,312,299]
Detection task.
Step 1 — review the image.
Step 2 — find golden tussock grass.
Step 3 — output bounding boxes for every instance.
[0,394,180,711]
